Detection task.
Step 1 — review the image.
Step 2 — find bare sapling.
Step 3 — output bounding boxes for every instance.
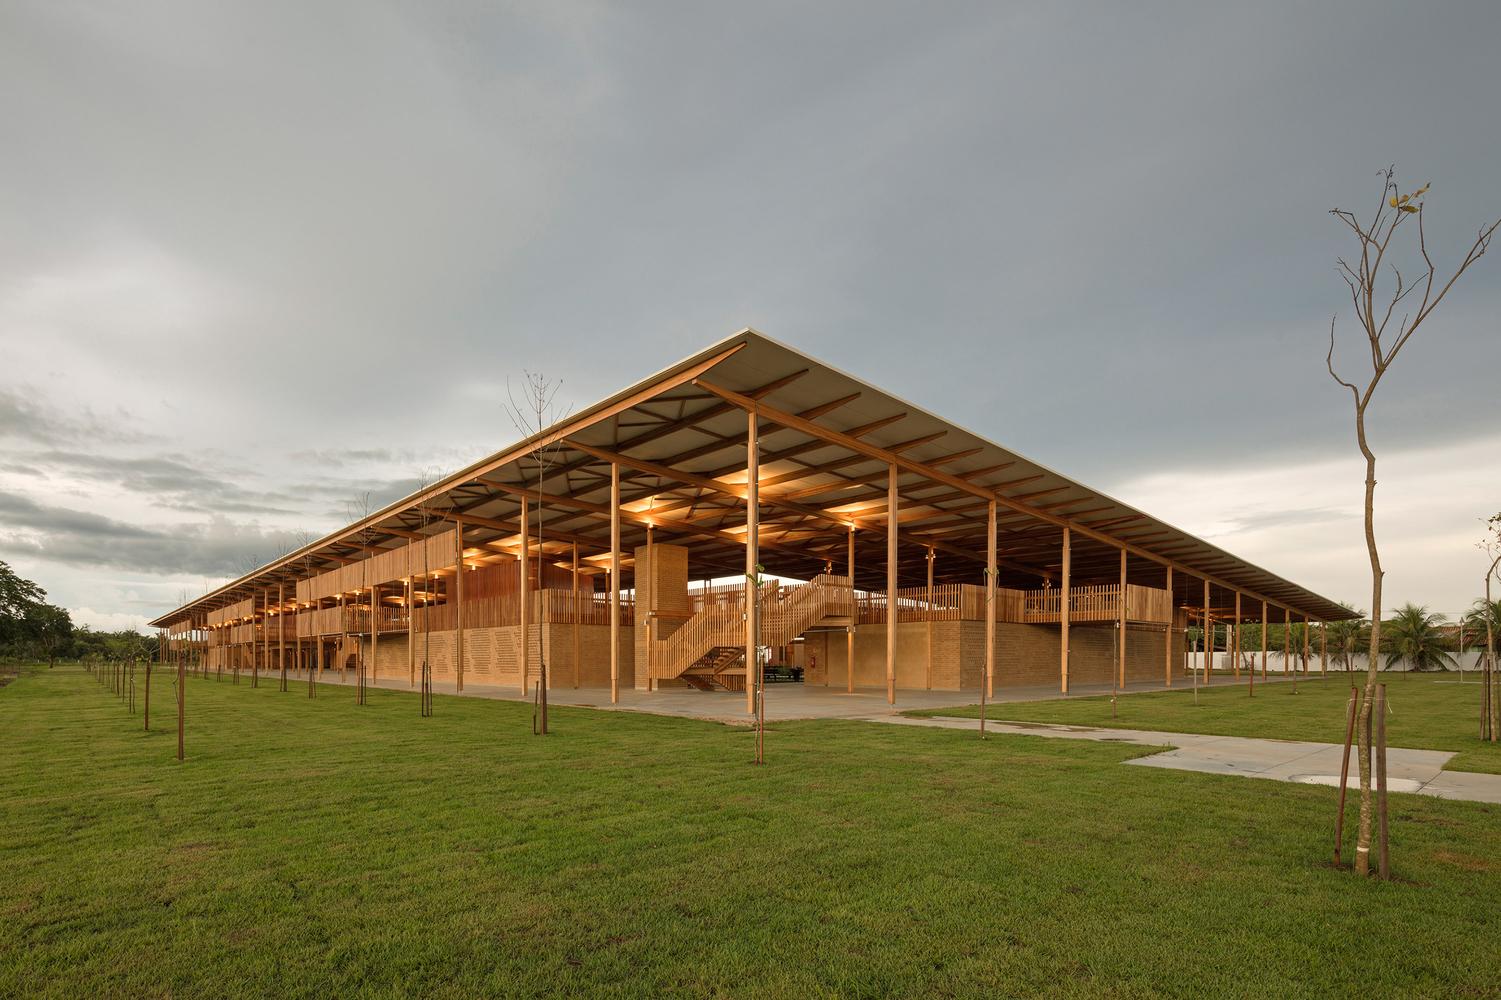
[1326,169,1498,877]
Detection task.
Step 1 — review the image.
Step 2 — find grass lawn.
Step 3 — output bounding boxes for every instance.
[905,673,1501,775]
[4,666,1501,998]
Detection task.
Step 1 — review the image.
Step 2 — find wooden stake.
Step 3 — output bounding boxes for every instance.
[1334,685,1357,865]
[1376,683,1390,880]
[176,640,185,762]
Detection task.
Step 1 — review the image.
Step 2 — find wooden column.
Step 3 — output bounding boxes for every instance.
[985,499,996,699]
[1117,549,1127,689]
[1320,621,1327,678]
[572,541,581,689]
[1060,527,1071,694]
[1164,565,1174,687]
[745,413,760,715]
[885,463,898,705]
[925,546,935,690]
[1261,599,1268,682]
[406,576,415,688]
[454,518,465,692]
[1202,579,1211,684]
[1283,607,1291,677]
[645,523,655,693]
[1233,591,1242,681]
[846,524,856,693]
[370,582,379,688]
[520,495,530,694]
[609,463,620,704]
[1303,614,1311,676]
[279,579,286,690]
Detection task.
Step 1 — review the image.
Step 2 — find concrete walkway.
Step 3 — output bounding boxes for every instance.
[865,715,1501,805]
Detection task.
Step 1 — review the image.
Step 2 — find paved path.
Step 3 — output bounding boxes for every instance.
[865,715,1501,805]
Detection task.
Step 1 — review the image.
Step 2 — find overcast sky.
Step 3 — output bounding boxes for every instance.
[2,1,1497,631]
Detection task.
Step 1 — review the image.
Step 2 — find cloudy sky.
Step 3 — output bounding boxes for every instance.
[2,1,1497,631]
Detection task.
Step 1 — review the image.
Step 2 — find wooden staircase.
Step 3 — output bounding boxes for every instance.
[648,574,853,688]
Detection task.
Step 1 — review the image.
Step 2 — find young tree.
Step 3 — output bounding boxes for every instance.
[1326,170,1499,876]
[504,371,572,735]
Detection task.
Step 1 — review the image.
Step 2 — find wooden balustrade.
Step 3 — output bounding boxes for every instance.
[1021,583,1171,624]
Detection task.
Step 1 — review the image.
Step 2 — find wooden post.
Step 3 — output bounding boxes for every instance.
[1320,621,1327,679]
[746,412,760,716]
[454,518,466,692]
[143,656,150,731]
[609,464,621,704]
[572,541,581,689]
[1261,600,1268,683]
[1202,579,1211,685]
[1234,591,1242,684]
[407,576,415,688]
[885,462,898,706]
[520,495,531,695]
[176,634,185,761]
[1060,527,1071,694]
[370,582,378,696]
[925,546,935,690]
[1334,684,1357,865]
[645,523,655,693]
[846,524,856,694]
[1117,549,1127,690]
[1164,565,1173,687]
[1303,615,1311,678]
[985,499,997,700]
[1376,683,1390,879]
[252,591,260,688]
[1284,606,1293,693]
[278,582,287,692]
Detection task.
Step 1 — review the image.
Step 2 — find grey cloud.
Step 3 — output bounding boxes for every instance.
[0,387,149,448]
[1,1,1498,619]
[0,490,303,577]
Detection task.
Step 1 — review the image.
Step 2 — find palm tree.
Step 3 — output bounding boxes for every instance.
[1325,606,1369,673]
[1462,598,1501,639]
[1382,604,1455,672]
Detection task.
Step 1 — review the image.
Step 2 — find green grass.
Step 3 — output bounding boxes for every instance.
[4,665,1501,998]
[906,673,1501,775]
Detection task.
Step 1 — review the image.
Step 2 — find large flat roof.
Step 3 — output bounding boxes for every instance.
[151,329,1352,627]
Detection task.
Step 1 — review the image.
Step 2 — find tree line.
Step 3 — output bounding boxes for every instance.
[1187,599,1501,673]
[0,561,157,666]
